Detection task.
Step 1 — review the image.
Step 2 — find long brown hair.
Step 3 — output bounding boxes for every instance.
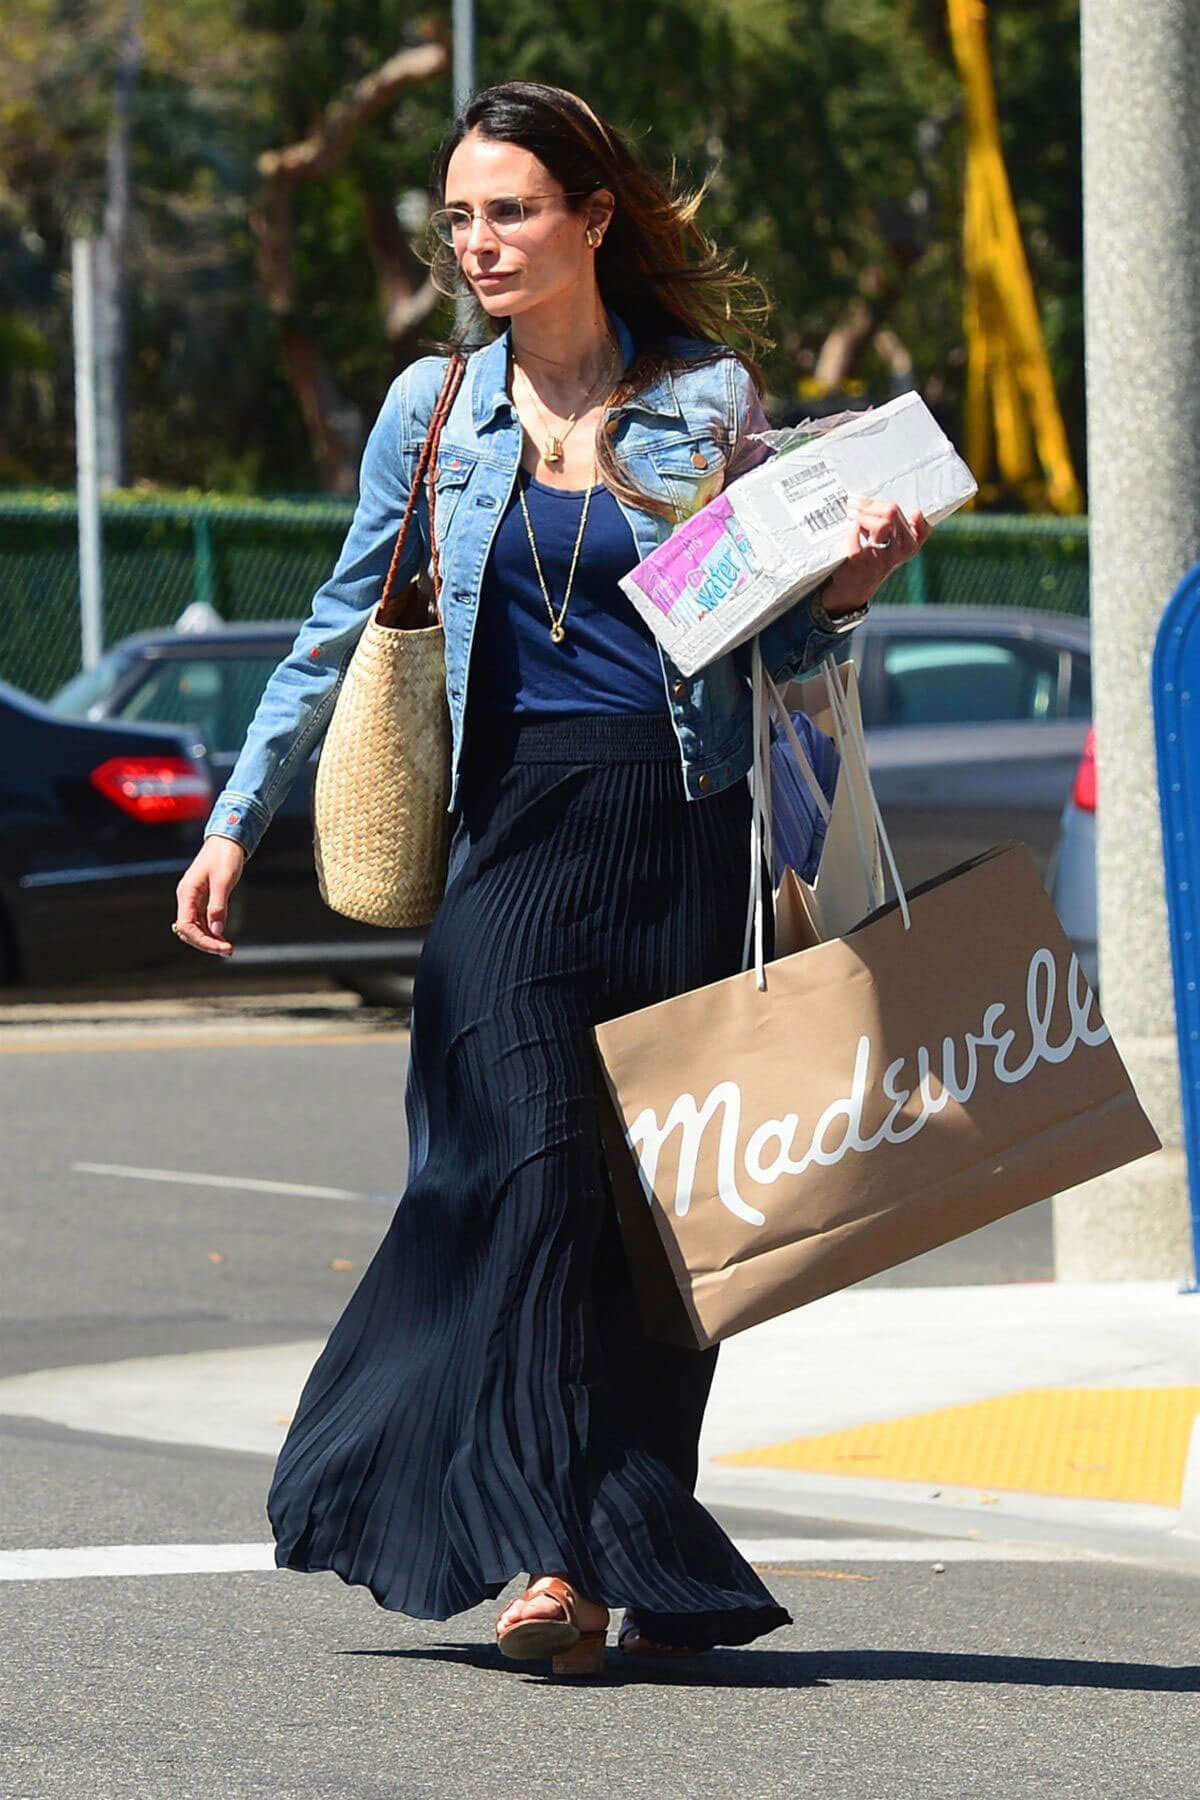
[426,82,773,519]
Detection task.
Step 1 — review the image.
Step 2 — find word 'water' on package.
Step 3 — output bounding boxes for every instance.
[634,493,758,624]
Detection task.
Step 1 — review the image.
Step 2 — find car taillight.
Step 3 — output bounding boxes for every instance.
[1073,727,1096,813]
[90,756,212,823]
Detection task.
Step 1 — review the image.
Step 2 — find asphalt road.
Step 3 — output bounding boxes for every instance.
[1,997,1195,1798]
[4,1535,1197,1800]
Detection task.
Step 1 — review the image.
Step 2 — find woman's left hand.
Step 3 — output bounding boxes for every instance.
[820,496,933,619]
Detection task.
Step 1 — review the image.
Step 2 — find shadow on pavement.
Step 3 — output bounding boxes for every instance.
[339,1644,1200,1692]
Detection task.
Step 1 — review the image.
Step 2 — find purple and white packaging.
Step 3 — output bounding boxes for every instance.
[619,391,977,677]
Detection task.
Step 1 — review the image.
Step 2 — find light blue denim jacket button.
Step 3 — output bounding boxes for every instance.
[204,312,850,860]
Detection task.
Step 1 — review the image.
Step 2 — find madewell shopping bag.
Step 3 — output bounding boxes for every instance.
[594,652,1160,1350]
[596,844,1160,1348]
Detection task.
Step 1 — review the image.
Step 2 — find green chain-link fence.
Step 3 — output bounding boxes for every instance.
[0,491,1090,701]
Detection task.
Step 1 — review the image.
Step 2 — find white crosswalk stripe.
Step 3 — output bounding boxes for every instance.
[0,1537,1094,1583]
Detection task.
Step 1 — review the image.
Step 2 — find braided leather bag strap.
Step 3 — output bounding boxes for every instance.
[377,352,467,628]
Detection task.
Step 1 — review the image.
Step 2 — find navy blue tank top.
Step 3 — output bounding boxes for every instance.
[467,474,668,717]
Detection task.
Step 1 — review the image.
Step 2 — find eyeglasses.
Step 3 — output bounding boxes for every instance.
[429,192,590,248]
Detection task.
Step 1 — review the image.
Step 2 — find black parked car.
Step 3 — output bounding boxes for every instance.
[0,678,213,985]
[47,621,421,996]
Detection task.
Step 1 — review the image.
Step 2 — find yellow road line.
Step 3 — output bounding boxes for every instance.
[751,1568,874,1581]
[718,1387,1200,1509]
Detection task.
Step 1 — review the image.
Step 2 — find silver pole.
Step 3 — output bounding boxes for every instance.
[451,0,476,336]
[452,0,475,114]
[72,236,104,672]
[1054,0,1200,1280]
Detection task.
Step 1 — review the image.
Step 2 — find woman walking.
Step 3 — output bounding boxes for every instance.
[173,82,928,1674]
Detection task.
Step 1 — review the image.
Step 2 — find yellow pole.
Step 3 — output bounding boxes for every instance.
[947,0,1084,513]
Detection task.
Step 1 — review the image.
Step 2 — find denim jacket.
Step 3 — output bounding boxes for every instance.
[204,312,854,859]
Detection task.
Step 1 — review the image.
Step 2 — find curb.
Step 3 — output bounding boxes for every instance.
[1173,1414,1200,1538]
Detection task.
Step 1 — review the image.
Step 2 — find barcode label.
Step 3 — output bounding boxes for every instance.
[800,490,849,534]
[778,461,834,502]
[771,458,851,538]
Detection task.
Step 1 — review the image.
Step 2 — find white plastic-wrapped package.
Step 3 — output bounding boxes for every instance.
[619,391,977,677]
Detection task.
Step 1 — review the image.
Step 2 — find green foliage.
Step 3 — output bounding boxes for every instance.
[0,0,1084,501]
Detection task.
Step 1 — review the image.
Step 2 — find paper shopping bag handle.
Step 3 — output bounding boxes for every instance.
[816,657,911,931]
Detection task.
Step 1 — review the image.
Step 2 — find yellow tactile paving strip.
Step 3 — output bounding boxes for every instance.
[717,1387,1200,1508]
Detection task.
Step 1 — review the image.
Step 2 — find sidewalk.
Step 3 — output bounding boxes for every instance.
[697,1280,1200,1563]
[1,1279,1197,1567]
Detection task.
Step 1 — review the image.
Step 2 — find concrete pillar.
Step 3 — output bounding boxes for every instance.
[1054,0,1200,1281]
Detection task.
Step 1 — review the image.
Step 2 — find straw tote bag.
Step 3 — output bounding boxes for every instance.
[313,353,466,928]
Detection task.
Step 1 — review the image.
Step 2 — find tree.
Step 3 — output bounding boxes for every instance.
[0,0,1085,503]
[251,35,447,493]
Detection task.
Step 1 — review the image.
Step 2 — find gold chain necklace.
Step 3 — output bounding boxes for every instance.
[517,470,594,645]
[510,345,619,466]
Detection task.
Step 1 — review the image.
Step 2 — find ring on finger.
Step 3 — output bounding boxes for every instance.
[171,922,184,938]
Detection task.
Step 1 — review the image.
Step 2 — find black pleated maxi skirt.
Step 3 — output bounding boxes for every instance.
[268,712,789,1650]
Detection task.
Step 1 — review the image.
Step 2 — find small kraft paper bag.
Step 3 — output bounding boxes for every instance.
[594,648,1161,1350]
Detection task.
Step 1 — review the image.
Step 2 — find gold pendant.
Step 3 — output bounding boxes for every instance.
[544,435,564,464]
[550,621,566,644]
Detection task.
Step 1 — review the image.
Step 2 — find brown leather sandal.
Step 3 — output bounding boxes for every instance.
[496,1576,608,1675]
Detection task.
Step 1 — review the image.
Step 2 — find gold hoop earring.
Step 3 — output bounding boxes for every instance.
[586,227,602,249]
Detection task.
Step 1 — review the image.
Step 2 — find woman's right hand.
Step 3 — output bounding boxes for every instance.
[174,836,247,957]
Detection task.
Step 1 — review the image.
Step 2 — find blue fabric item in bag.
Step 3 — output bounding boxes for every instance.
[769,710,839,885]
